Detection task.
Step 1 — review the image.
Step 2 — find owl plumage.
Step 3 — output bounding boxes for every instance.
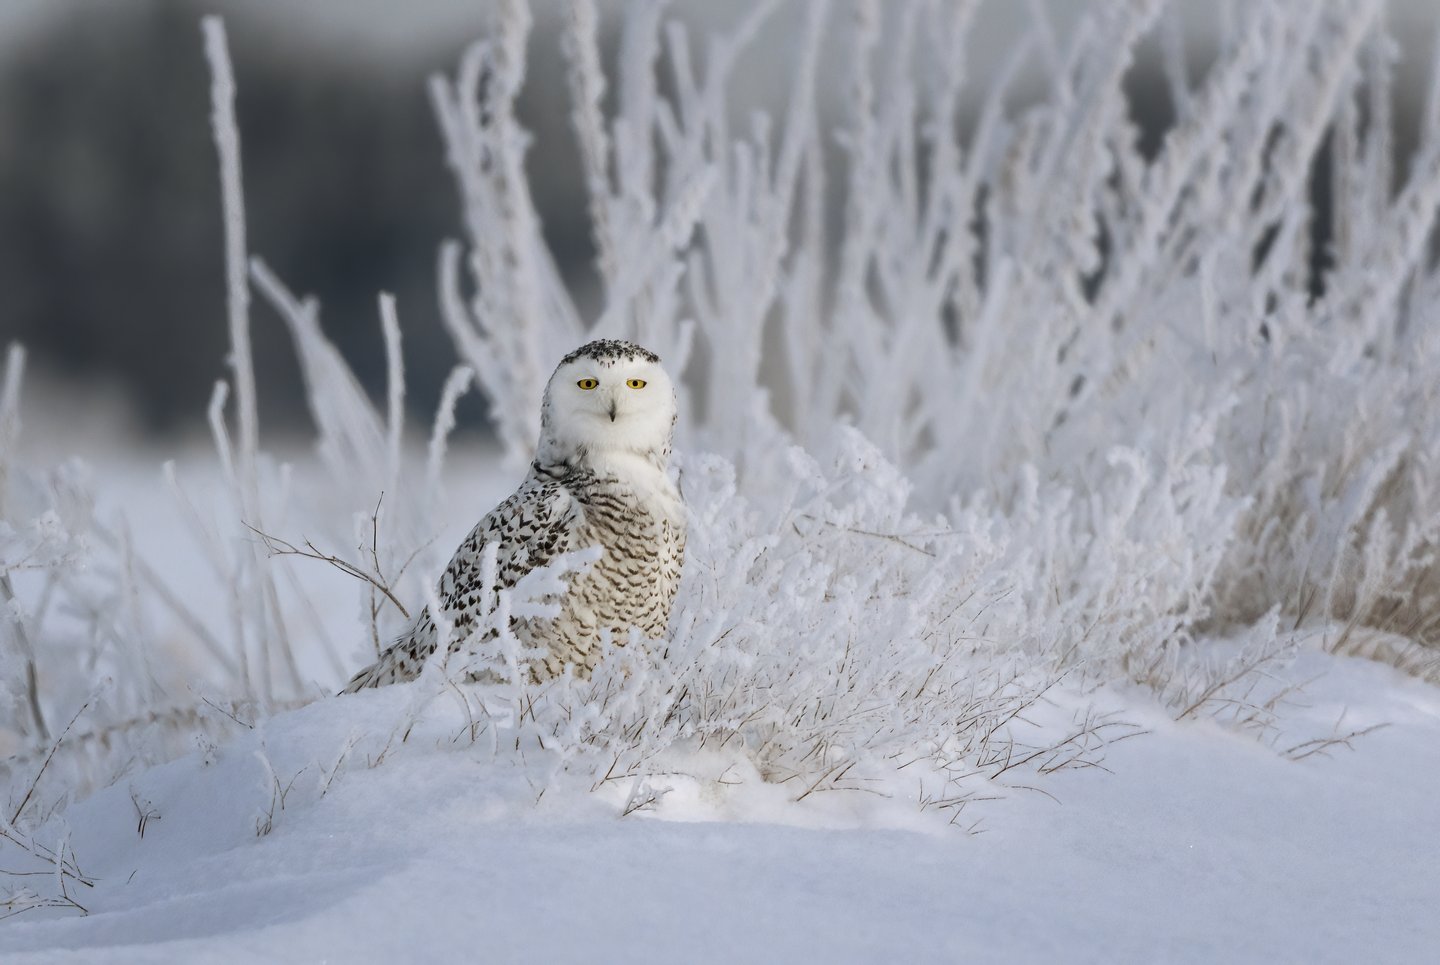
[342,339,685,692]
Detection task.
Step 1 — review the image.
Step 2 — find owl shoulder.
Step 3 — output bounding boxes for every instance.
[440,472,582,587]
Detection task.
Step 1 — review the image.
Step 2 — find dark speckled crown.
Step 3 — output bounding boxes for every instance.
[559,339,661,367]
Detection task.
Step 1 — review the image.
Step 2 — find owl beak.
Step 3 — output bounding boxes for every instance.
[607,400,617,422]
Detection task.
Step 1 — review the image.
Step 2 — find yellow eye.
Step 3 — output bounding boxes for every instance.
[626,378,647,389]
[577,378,599,390]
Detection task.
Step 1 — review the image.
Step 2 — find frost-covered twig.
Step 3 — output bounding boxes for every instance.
[8,701,87,827]
[245,519,412,622]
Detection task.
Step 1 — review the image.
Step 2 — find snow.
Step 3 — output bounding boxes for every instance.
[0,646,1436,963]
[6,3,1440,960]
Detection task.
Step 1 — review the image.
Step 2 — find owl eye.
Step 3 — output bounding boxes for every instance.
[626,378,647,389]
[577,378,599,390]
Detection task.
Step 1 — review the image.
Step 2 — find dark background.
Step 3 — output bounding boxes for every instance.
[1,0,1433,441]
[0,0,598,437]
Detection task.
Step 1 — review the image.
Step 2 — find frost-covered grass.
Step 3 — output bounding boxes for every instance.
[0,646,1436,960]
[2,0,1439,940]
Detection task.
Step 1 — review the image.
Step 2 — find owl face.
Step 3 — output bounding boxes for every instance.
[540,341,676,464]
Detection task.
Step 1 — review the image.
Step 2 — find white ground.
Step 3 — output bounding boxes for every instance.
[0,646,1436,964]
[4,437,1439,962]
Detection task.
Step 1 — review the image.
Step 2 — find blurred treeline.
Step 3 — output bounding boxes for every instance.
[0,0,595,436]
[1,1,1433,438]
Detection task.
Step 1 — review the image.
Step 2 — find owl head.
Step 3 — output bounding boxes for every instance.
[536,339,677,469]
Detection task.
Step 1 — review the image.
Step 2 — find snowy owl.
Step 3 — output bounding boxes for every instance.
[342,339,685,691]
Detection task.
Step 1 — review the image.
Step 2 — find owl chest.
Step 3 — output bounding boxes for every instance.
[570,488,682,624]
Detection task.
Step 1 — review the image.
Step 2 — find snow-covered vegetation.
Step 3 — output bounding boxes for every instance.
[1,0,1438,941]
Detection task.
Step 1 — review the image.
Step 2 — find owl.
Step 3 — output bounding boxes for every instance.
[342,339,686,691]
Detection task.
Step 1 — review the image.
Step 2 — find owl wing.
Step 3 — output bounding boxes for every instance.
[340,473,580,693]
[432,474,580,636]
